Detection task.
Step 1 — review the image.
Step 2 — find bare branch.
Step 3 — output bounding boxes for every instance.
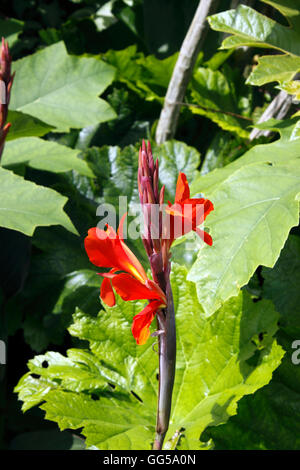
[155,0,219,144]
[249,90,293,140]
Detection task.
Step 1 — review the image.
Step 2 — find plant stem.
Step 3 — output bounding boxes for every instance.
[153,279,176,450]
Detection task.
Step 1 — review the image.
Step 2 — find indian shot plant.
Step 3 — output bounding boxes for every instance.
[0,0,298,451]
[84,141,213,449]
[15,139,286,450]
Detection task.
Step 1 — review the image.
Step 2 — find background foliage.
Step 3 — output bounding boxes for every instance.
[1,0,300,450]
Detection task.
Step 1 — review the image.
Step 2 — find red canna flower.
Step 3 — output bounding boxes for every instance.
[165,172,214,247]
[84,214,166,345]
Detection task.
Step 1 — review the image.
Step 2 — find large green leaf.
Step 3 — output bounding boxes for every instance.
[247,54,300,86]
[2,137,94,176]
[168,268,283,449]
[208,5,300,55]
[10,42,116,131]
[0,167,77,236]
[203,334,300,450]
[188,120,300,316]
[204,236,300,450]
[16,265,283,450]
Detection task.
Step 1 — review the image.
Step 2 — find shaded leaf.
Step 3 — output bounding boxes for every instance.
[6,111,53,140]
[190,67,250,138]
[263,235,300,337]
[0,167,77,236]
[0,18,23,47]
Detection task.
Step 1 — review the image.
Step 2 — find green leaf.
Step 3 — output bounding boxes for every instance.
[16,265,283,450]
[168,268,283,449]
[10,42,116,131]
[204,236,300,450]
[190,67,250,138]
[104,45,143,86]
[153,140,200,201]
[0,18,23,47]
[247,54,300,86]
[203,334,300,449]
[279,80,300,99]
[93,1,118,31]
[188,121,300,316]
[104,45,178,102]
[208,5,300,55]
[2,137,94,176]
[263,235,300,337]
[41,390,154,450]
[0,167,77,236]
[84,139,200,208]
[6,111,53,140]
[200,131,246,175]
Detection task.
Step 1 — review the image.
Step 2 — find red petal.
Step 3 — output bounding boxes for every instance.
[119,240,147,283]
[195,227,213,246]
[100,277,116,306]
[165,196,214,244]
[84,227,120,268]
[175,172,190,203]
[117,212,127,239]
[131,300,162,345]
[112,273,164,301]
[84,223,147,283]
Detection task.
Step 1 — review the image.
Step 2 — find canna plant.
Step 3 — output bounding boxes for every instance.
[84,141,214,449]
[10,2,300,451]
[15,137,286,450]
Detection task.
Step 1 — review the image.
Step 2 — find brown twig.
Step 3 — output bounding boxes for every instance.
[176,100,253,121]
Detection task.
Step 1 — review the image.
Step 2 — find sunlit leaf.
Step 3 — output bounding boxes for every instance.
[10,42,116,131]
[189,120,300,316]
